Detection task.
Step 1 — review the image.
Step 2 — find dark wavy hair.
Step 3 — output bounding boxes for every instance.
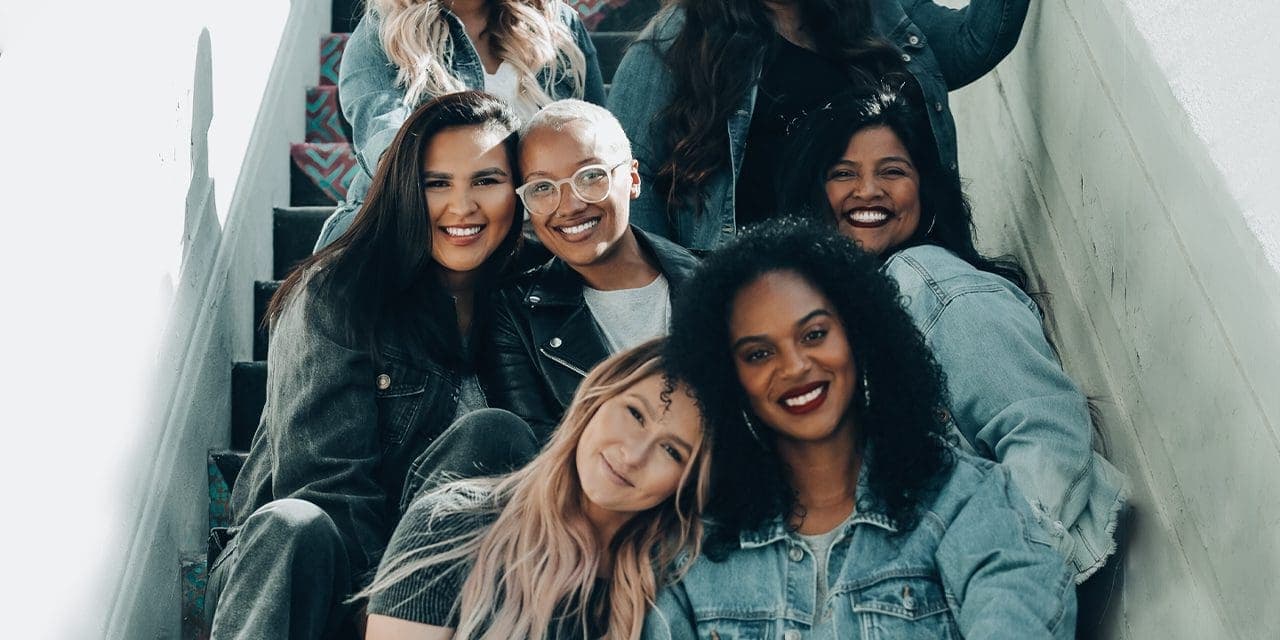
[267,91,523,369]
[646,0,904,216]
[776,84,1030,291]
[664,219,955,558]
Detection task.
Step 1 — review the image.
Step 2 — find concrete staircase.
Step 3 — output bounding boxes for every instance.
[178,2,654,637]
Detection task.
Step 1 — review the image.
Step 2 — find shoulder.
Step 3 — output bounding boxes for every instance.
[918,450,1036,534]
[397,482,501,544]
[272,262,357,347]
[637,227,699,280]
[637,5,686,45]
[554,2,588,34]
[884,245,1030,324]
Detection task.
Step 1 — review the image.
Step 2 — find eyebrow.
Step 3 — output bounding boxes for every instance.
[831,156,914,168]
[422,166,510,180]
[523,156,605,179]
[731,308,833,350]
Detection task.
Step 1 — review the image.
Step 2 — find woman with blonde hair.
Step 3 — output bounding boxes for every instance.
[315,0,605,249]
[363,338,713,640]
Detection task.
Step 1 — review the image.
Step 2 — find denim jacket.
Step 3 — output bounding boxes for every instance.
[607,0,1030,251]
[230,271,465,575]
[884,244,1129,581]
[339,4,606,205]
[643,454,1076,639]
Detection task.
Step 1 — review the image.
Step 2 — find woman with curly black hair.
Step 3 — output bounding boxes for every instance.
[645,220,1075,638]
[777,86,1129,605]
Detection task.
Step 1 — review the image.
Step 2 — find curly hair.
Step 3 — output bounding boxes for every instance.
[664,218,954,557]
[776,84,1030,291]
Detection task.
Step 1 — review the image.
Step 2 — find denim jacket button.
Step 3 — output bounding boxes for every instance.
[935,102,944,112]
[549,337,563,348]
[908,34,920,46]
[901,53,912,62]
[784,630,801,640]
[528,295,541,304]
[788,545,804,562]
[376,374,391,390]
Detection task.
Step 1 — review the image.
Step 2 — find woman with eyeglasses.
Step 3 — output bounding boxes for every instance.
[479,99,699,439]
[313,0,606,250]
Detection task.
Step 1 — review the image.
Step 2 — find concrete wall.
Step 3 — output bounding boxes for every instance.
[0,1,327,636]
[946,0,1280,637]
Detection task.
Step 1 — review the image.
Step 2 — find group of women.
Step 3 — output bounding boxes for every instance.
[203,0,1129,638]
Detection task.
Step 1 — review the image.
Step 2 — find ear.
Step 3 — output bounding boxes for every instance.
[628,159,642,200]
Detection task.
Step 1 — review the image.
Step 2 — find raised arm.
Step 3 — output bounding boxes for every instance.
[263,286,387,574]
[900,0,1032,89]
[340,11,410,180]
[937,464,1076,639]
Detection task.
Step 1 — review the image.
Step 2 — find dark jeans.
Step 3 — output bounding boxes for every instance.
[204,408,539,639]
[1076,506,1133,640]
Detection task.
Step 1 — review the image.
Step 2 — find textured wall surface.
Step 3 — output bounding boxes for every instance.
[947,0,1280,637]
[0,1,327,637]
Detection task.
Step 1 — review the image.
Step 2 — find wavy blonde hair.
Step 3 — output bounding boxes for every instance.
[365,339,713,639]
[371,0,586,108]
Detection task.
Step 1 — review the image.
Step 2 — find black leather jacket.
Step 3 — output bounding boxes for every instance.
[479,227,698,438]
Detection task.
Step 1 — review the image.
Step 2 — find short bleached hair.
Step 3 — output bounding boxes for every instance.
[519,98,633,160]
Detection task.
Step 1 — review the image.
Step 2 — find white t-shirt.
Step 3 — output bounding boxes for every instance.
[582,275,672,354]
[483,62,541,122]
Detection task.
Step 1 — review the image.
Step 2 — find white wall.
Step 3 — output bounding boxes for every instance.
[947,0,1280,637]
[0,0,327,636]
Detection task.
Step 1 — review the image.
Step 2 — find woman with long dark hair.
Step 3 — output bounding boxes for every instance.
[364,339,713,640]
[205,91,526,638]
[314,0,606,249]
[607,0,1032,251]
[648,221,1075,638]
[778,86,1128,615]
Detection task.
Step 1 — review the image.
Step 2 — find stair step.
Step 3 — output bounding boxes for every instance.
[253,281,282,360]
[231,362,266,450]
[209,449,250,525]
[290,142,357,206]
[180,553,208,640]
[274,206,331,279]
[319,33,350,86]
[306,85,352,143]
[590,31,636,85]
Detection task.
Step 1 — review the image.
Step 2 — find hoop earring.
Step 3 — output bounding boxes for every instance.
[924,212,937,237]
[861,368,872,410]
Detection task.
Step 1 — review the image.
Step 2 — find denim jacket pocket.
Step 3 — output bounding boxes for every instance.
[692,618,772,640]
[374,354,437,452]
[851,576,960,639]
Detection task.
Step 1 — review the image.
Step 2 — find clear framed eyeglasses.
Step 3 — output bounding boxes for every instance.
[515,159,631,216]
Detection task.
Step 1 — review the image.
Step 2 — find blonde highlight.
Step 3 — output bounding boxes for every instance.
[370,0,586,108]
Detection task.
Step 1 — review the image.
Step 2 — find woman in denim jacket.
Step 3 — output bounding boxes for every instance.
[778,86,1128,627]
[648,221,1076,638]
[314,0,606,249]
[204,92,532,638]
[607,0,1031,252]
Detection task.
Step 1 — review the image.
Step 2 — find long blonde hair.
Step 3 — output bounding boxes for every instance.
[371,0,587,108]
[365,339,713,639]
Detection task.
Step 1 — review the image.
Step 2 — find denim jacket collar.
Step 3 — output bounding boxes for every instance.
[737,459,900,550]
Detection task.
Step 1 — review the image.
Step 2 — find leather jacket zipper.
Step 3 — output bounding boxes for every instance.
[539,347,588,376]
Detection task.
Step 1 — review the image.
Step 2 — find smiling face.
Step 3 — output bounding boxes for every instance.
[519,120,641,270]
[824,125,922,256]
[423,124,518,278]
[729,270,858,444]
[574,373,702,519]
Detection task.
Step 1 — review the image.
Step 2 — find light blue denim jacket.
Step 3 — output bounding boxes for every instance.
[644,453,1076,639]
[607,0,1031,251]
[315,5,606,249]
[885,244,1128,581]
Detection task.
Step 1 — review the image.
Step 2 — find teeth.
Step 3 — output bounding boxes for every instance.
[848,209,889,224]
[559,219,599,235]
[783,385,825,407]
[444,225,482,237]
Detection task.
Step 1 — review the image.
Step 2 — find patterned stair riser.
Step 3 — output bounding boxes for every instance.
[306,85,351,143]
[180,555,209,640]
[319,33,349,86]
[290,142,359,204]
